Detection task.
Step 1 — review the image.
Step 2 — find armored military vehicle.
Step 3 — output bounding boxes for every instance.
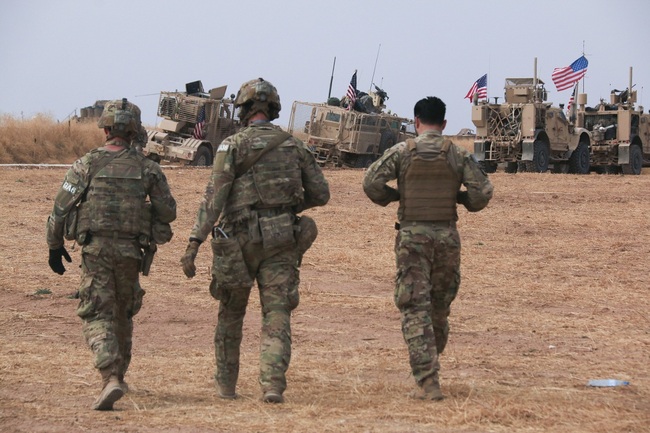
[77,100,108,122]
[472,71,591,174]
[576,68,650,175]
[287,90,414,168]
[143,81,240,166]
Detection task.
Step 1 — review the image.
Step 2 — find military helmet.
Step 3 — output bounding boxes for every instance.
[97,98,142,137]
[234,78,281,122]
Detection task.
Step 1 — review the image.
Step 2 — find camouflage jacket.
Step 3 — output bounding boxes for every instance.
[363,129,493,221]
[46,138,177,258]
[189,122,330,242]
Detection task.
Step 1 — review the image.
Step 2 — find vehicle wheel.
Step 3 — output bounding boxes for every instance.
[526,139,549,172]
[622,145,642,175]
[355,155,375,168]
[504,162,518,173]
[379,131,396,154]
[479,161,497,173]
[568,141,590,174]
[192,146,213,167]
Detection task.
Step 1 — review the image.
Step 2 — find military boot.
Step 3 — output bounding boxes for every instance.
[92,369,124,410]
[262,390,284,404]
[217,384,237,400]
[409,375,444,401]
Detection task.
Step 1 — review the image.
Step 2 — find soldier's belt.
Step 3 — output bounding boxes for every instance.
[395,220,456,230]
[90,230,139,240]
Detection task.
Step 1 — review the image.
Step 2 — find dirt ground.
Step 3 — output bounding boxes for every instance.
[0,167,649,433]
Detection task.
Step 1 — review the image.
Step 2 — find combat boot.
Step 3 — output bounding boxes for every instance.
[217,384,237,400]
[262,390,284,404]
[409,375,444,401]
[92,375,124,410]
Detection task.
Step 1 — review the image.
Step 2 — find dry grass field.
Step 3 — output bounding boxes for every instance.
[1,163,649,433]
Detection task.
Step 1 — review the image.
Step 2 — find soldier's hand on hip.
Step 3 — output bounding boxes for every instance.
[180,240,200,278]
[49,246,72,275]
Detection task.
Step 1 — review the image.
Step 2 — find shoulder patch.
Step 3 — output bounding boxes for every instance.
[217,143,230,152]
[62,181,77,195]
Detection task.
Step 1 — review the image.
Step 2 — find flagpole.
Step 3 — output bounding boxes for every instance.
[328,56,336,99]
[369,44,381,91]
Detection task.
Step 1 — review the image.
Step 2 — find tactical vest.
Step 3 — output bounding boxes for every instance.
[83,152,146,237]
[401,138,461,221]
[224,128,303,218]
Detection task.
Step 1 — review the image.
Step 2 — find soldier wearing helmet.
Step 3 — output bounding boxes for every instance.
[46,98,177,411]
[181,78,330,403]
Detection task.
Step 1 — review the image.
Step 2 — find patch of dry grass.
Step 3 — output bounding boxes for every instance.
[0,114,104,164]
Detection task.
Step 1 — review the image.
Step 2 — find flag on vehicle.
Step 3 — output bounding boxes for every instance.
[464,74,487,102]
[193,105,206,139]
[567,82,578,115]
[346,70,357,110]
[552,56,588,91]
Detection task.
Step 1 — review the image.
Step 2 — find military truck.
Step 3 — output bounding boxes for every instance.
[472,74,591,174]
[76,100,108,122]
[576,68,650,175]
[287,92,414,168]
[143,81,240,166]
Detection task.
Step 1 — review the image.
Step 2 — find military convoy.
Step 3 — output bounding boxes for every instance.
[472,75,591,174]
[472,65,649,175]
[287,90,414,168]
[142,81,240,166]
[576,68,650,175]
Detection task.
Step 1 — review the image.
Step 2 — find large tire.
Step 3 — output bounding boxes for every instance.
[355,154,375,168]
[568,141,590,174]
[505,162,518,173]
[379,131,396,155]
[480,161,497,173]
[526,139,550,173]
[192,146,213,167]
[622,145,642,175]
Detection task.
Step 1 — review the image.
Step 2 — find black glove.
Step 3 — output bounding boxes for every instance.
[49,246,72,275]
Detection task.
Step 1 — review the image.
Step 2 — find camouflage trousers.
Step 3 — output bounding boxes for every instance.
[394,222,461,386]
[213,222,300,395]
[76,244,144,380]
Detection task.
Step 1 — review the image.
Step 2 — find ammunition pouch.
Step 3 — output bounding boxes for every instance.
[210,236,253,299]
[259,213,296,250]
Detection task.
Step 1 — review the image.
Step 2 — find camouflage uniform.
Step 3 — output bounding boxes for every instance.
[187,121,329,399]
[46,141,177,388]
[363,129,492,393]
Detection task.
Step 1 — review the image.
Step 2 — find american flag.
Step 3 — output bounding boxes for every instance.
[192,105,206,139]
[464,74,488,101]
[346,70,357,110]
[552,56,588,92]
[567,83,578,115]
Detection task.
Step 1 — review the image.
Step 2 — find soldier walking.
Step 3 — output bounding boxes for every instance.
[181,78,330,403]
[363,96,493,400]
[46,99,177,410]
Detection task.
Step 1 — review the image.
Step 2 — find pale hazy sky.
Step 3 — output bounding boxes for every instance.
[1,0,649,135]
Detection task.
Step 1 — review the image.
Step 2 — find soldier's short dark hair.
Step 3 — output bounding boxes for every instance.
[414,97,446,126]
